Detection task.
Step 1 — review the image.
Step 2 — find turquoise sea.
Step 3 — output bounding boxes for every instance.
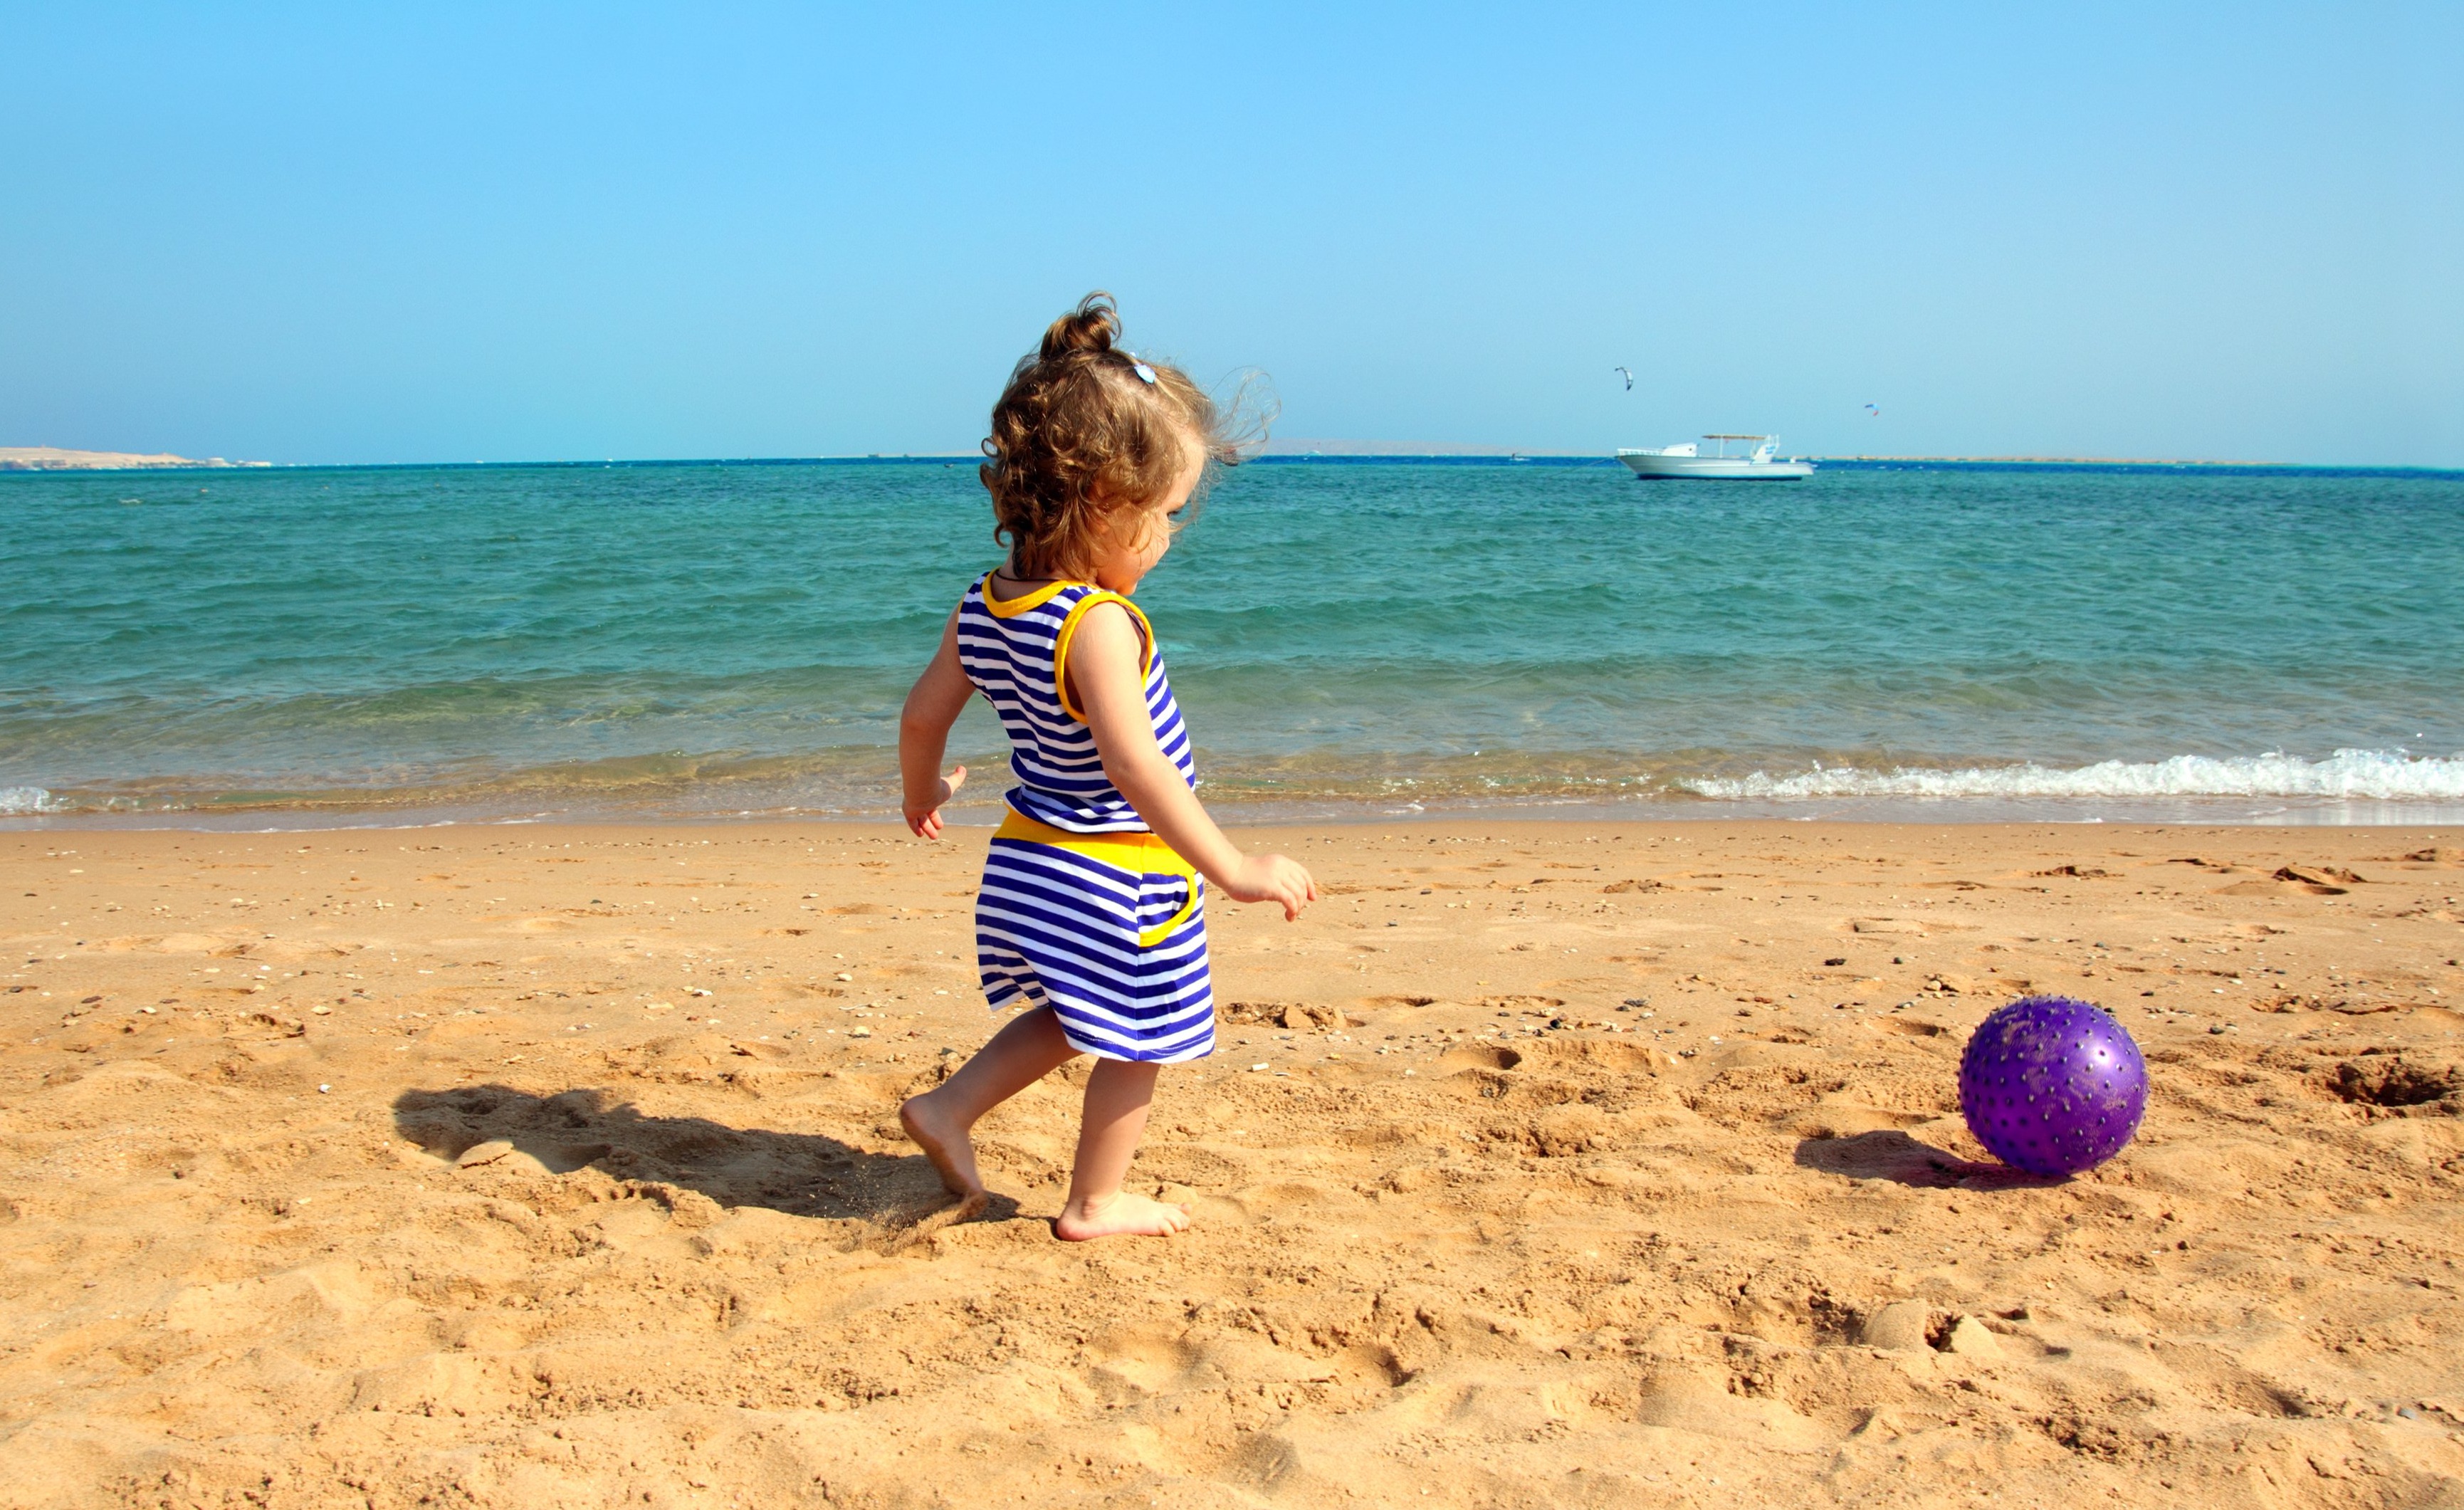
[4,458,2460,827]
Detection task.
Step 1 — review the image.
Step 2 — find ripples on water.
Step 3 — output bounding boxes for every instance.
[3,459,2459,824]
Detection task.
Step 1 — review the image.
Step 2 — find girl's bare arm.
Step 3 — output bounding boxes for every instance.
[1069,603,1316,918]
[898,610,973,838]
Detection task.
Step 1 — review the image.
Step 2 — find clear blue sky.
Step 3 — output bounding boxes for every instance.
[6,4,2458,466]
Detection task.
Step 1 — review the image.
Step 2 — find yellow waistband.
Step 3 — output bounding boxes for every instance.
[994,809,1195,876]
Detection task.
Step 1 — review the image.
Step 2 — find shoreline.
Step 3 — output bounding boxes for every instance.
[11,795,2464,834]
[14,757,2464,834]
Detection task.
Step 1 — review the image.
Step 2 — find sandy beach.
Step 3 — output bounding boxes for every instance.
[3,819,2459,1507]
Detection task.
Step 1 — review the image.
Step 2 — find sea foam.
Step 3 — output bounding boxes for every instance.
[0,786,60,815]
[1682,750,2464,802]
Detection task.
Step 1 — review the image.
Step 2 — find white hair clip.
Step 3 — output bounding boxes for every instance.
[1130,360,1157,384]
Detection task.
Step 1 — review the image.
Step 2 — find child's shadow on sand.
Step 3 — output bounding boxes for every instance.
[1793,1130,2065,1190]
[390,1084,1010,1227]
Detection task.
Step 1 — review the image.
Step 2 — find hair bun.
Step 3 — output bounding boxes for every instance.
[1039,291,1121,361]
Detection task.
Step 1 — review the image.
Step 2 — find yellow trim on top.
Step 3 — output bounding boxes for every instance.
[980,570,1083,619]
[1052,591,1155,725]
[993,808,1200,946]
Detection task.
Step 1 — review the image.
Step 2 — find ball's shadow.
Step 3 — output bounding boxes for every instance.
[391,1084,1012,1227]
[1793,1130,2067,1190]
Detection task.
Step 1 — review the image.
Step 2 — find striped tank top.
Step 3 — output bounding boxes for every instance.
[953,572,1197,832]
[955,571,1214,1062]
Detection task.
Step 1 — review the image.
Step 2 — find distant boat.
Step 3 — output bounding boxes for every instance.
[1618,435,1815,481]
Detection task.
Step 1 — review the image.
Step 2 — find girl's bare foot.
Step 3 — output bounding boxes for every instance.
[898,1091,983,1202]
[1053,1189,1192,1242]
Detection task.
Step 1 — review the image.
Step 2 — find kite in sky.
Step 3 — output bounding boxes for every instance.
[1613,366,1634,390]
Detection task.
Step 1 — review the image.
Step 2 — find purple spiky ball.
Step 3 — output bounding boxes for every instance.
[1959,995,2146,1175]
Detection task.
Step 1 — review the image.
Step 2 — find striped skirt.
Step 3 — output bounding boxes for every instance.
[975,809,1215,1063]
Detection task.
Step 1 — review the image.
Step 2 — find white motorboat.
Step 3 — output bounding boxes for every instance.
[1618,435,1815,481]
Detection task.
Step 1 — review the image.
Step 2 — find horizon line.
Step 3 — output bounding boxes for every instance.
[9,448,2463,474]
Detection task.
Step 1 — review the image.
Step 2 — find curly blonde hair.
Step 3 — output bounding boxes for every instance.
[980,292,1254,579]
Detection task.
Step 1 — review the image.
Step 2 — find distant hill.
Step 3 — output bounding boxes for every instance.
[0,447,270,471]
[1258,438,1583,456]
[1825,453,2285,466]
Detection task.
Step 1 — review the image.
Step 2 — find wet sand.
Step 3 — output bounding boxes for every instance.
[3,819,2459,1507]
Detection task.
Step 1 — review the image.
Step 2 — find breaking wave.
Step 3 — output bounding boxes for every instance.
[0,786,62,815]
[1682,750,2464,802]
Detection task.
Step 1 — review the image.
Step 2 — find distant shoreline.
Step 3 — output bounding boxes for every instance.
[0,447,271,471]
[1830,453,2287,466]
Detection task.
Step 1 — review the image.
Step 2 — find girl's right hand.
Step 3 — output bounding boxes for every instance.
[905,764,967,839]
[1223,854,1318,920]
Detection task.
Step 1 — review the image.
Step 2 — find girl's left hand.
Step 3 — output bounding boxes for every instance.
[1223,853,1319,920]
[906,765,968,838]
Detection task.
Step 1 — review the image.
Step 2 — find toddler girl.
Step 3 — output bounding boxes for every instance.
[896,293,1318,1241]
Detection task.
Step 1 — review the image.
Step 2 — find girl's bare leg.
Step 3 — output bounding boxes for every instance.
[1054,1059,1190,1241]
[900,1005,1076,1203]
